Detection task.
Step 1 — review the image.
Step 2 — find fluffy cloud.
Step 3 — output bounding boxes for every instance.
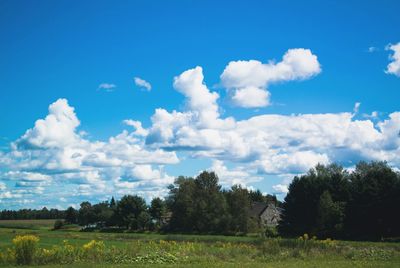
[1,55,400,208]
[272,184,289,194]
[386,42,400,77]
[143,66,399,181]
[231,86,270,108]
[221,48,321,108]
[0,98,179,207]
[134,77,152,91]
[123,120,149,137]
[173,67,222,127]
[208,160,262,187]
[15,99,80,149]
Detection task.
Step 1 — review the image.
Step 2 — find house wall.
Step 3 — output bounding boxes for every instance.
[259,204,281,227]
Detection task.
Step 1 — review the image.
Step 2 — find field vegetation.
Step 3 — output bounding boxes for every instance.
[1,161,399,266]
[0,223,399,267]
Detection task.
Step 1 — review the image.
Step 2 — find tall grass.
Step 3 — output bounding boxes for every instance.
[0,234,398,266]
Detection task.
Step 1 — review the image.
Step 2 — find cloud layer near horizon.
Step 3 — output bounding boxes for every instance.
[1,48,400,208]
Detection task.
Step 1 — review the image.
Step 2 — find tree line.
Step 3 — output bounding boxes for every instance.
[62,171,279,234]
[2,161,399,240]
[0,207,65,220]
[279,161,400,240]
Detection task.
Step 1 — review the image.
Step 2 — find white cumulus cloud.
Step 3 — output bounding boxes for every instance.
[221,48,321,108]
[1,59,400,208]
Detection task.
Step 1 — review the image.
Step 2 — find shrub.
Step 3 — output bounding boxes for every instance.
[12,235,40,265]
[82,240,105,262]
[53,219,64,230]
[265,226,278,238]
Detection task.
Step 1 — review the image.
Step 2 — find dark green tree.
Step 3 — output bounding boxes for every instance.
[78,202,96,226]
[315,190,344,238]
[225,185,251,233]
[279,163,350,237]
[167,176,197,232]
[64,207,78,224]
[149,197,166,228]
[192,171,229,233]
[137,211,151,230]
[109,197,116,208]
[345,161,400,239]
[92,201,114,226]
[115,195,147,230]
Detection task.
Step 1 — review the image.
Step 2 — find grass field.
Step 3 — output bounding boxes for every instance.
[0,219,57,230]
[0,220,399,267]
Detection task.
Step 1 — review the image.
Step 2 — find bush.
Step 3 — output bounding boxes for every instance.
[82,240,105,262]
[265,226,278,237]
[53,219,64,230]
[12,235,39,265]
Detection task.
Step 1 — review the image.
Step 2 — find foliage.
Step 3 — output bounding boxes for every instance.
[316,190,344,238]
[0,207,65,220]
[115,195,147,230]
[53,219,64,230]
[345,161,400,239]
[265,226,279,238]
[149,197,166,229]
[1,231,399,267]
[224,185,251,233]
[64,207,78,224]
[279,161,400,240]
[78,202,96,226]
[166,171,277,234]
[2,161,398,241]
[12,234,40,265]
[279,163,349,237]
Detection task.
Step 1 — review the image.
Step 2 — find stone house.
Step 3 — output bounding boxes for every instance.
[250,202,282,227]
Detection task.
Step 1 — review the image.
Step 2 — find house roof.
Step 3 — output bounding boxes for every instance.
[250,202,269,217]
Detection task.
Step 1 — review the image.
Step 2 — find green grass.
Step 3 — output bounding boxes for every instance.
[0,220,399,267]
[0,219,57,230]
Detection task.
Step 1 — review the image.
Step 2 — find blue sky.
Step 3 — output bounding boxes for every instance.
[1,0,399,209]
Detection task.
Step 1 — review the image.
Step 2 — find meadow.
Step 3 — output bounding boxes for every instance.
[0,220,399,267]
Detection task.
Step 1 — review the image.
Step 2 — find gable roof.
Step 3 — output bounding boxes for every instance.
[250,202,269,217]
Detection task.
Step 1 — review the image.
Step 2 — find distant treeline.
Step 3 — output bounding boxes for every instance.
[0,171,278,235]
[65,172,279,234]
[1,161,399,240]
[0,207,65,220]
[279,161,400,240]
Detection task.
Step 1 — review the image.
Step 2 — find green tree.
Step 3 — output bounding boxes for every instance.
[78,202,95,226]
[92,201,113,226]
[192,171,229,233]
[137,211,151,230]
[279,163,350,237]
[64,207,78,224]
[116,195,147,230]
[345,161,400,239]
[109,197,116,208]
[167,176,197,232]
[225,185,251,233]
[316,190,344,238]
[149,197,166,228]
